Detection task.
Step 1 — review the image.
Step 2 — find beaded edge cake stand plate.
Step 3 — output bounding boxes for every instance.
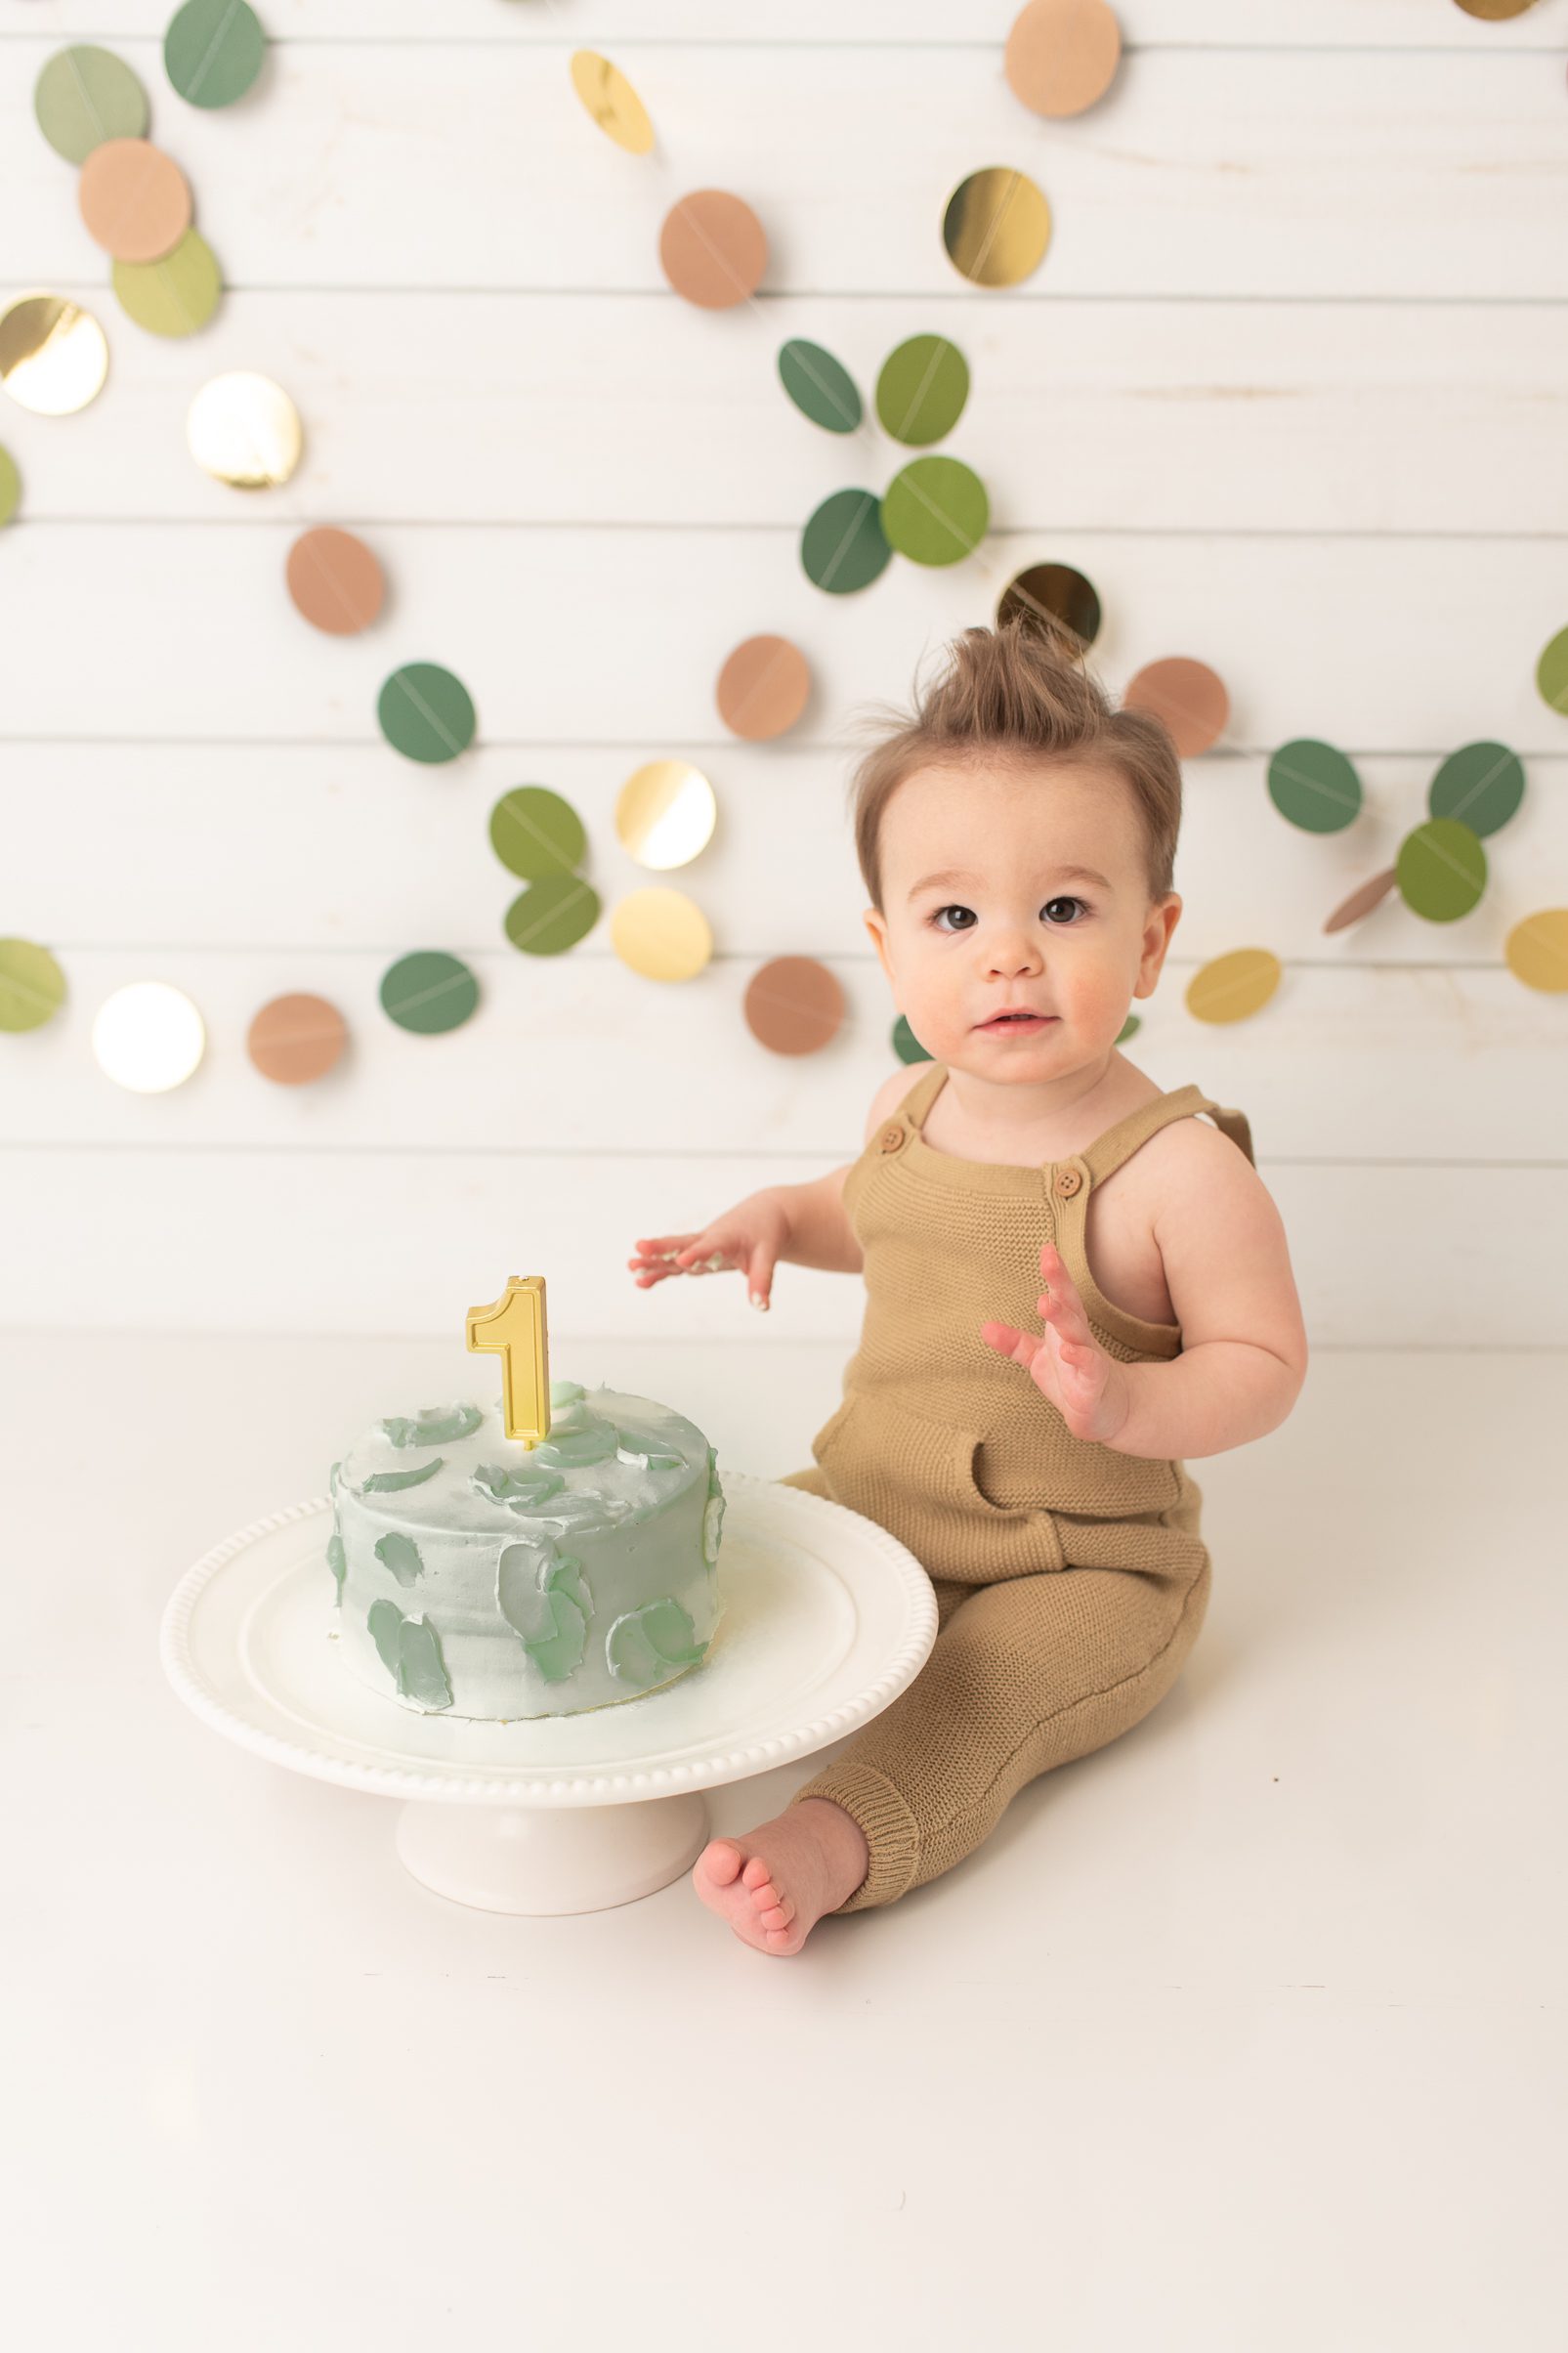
[159,1471,938,1918]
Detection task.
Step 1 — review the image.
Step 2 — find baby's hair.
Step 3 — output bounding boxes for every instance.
[843,612,1183,913]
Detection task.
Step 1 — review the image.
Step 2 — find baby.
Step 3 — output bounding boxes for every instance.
[630,616,1308,1955]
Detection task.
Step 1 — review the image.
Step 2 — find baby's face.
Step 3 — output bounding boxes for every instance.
[865,755,1181,1080]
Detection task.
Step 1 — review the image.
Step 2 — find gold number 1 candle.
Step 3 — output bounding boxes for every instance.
[466,1274,552,1446]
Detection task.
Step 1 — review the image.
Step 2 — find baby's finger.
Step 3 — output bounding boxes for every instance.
[745,1240,778,1313]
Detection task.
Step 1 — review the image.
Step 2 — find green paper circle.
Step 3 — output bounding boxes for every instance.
[34,46,148,163]
[875,335,969,447]
[801,489,891,595]
[892,1013,932,1066]
[880,456,989,567]
[1537,625,1568,715]
[1115,1012,1141,1046]
[489,787,587,880]
[1266,739,1362,834]
[778,340,862,434]
[379,951,480,1034]
[164,0,266,108]
[0,447,20,528]
[112,230,222,337]
[504,874,602,956]
[1428,741,1524,838]
[377,663,477,764]
[1395,819,1488,923]
[0,939,66,1032]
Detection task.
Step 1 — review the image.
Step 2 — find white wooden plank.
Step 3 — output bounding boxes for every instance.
[5,45,1566,299]
[0,1145,1559,1347]
[0,290,1560,535]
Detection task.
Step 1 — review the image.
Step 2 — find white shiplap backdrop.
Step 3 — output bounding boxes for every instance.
[2,0,1566,1343]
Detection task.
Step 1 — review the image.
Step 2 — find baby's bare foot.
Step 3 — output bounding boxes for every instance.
[692,1797,869,1956]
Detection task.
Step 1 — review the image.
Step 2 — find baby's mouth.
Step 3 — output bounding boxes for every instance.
[976,1012,1056,1032]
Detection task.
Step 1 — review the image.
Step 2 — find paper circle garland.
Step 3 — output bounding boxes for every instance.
[377,663,477,763]
[996,561,1100,646]
[875,336,969,447]
[1266,740,1362,834]
[247,994,348,1085]
[801,489,891,594]
[380,952,480,1035]
[505,875,602,956]
[1536,625,1568,714]
[1123,658,1230,757]
[1186,949,1282,1026]
[881,456,990,567]
[743,958,846,1055]
[892,1013,932,1065]
[1323,870,1399,934]
[569,52,655,154]
[1004,0,1123,119]
[715,636,812,740]
[778,340,862,434]
[164,0,267,109]
[1452,1,1540,19]
[112,230,223,336]
[92,980,205,1091]
[1504,910,1568,992]
[79,140,192,264]
[942,167,1051,286]
[1395,820,1487,922]
[1427,742,1524,837]
[187,371,302,488]
[0,446,19,527]
[658,192,767,309]
[489,787,588,879]
[33,46,148,163]
[611,889,713,981]
[0,295,108,415]
[0,938,66,1032]
[286,527,386,635]
[615,761,717,869]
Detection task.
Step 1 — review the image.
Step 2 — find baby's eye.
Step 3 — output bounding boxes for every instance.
[928,898,1088,933]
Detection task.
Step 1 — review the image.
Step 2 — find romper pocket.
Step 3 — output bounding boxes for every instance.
[814,1392,1065,1581]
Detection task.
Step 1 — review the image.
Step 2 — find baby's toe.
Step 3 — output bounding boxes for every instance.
[741,1855,773,1891]
[759,1897,795,1930]
[698,1838,743,1887]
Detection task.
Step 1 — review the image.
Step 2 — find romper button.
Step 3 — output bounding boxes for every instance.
[878,1123,906,1154]
[1054,1167,1082,1197]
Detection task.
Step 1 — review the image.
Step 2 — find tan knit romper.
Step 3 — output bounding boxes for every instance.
[778,1058,1256,1915]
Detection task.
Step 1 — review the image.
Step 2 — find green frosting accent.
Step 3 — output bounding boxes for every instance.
[549,1379,585,1406]
[607,1597,707,1688]
[328,1459,341,1497]
[367,1598,404,1675]
[530,1416,618,1469]
[497,1545,594,1682]
[706,1444,721,1500]
[326,1530,346,1605]
[361,1457,444,1493]
[381,1404,483,1448]
[702,1447,726,1562]
[471,1462,566,1508]
[374,1531,425,1586]
[396,1616,453,1711]
[614,1428,684,1471]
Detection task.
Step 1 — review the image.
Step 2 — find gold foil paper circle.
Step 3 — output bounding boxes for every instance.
[1452,1,1540,19]
[1123,657,1230,757]
[0,294,109,415]
[715,635,812,740]
[658,191,768,309]
[996,560,1100,648]
[942,167,1051,287]
[611,888,713,981]
[569,51,655,153]
[1004,0,1123,118]
[79,138,191,263]
[91,980,205,1091]
[188,370,302,488]
[614,759,717,869]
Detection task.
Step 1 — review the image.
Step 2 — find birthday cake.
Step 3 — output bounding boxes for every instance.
[324,1378,725,1721]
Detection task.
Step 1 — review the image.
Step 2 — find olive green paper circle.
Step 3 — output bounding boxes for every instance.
[504,873,602,956]
[0,938,66,1032]
[881,456,989,567]
[778,340,862,434]
[379,951,480,1035]
[1536,626,1568,715]
[0,447,20,528]
[377,663,477,763]
[34,47,148,164]
[892,1013,932,1066]
[801,489,891,594]
[1396,819,1487,922]
[1428,742,1524,838]
[1115,1012,1141,1046]
[164,0,266,108]
[1266,739,1362,834]
[489,787,588,880]
[875,335,969,447]
[112,229,222,337]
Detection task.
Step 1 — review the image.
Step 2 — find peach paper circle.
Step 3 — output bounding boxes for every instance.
[1005,0,1123,118]
[285,527,386,635]
[247,993,348,1084]
[79,138,191,262]
[658,191,768,309]
[743,957,846,1055]
[1323,869,1398,935]
[1123,657,1230,757]
[716,635,812,740]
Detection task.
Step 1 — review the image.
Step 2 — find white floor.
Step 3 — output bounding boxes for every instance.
[6,1329,1563,2352]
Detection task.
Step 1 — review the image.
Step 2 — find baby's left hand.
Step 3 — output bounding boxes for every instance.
[981,1241,1131,1446]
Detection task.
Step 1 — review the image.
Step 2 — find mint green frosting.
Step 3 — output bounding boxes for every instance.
[530,1415,618,1469]
[368,1598,404,1675]
[549,1379,585,1406]
[615,1428,684,1471]
[374,1531,424,1586]
[497,1544,594,1683]
[364,1599,452,1709]
[607,1596,707,1687]
[360,1457,444,1494]
[326,1530,346,1605]
[382,1404,483,1448]
[702,1446,726,1563]
[471,1462,566,1508]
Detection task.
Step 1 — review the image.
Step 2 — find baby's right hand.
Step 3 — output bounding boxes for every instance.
[627,1196,790,1313]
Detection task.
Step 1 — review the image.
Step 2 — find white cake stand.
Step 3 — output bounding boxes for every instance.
[159,1472,938,1917]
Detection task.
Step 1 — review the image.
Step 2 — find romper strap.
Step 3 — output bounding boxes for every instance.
[1080,1085,1256,1184]
[895,1059,949,1129]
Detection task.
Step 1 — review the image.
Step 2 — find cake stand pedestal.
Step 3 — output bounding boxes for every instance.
[160,1472,937,1917]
